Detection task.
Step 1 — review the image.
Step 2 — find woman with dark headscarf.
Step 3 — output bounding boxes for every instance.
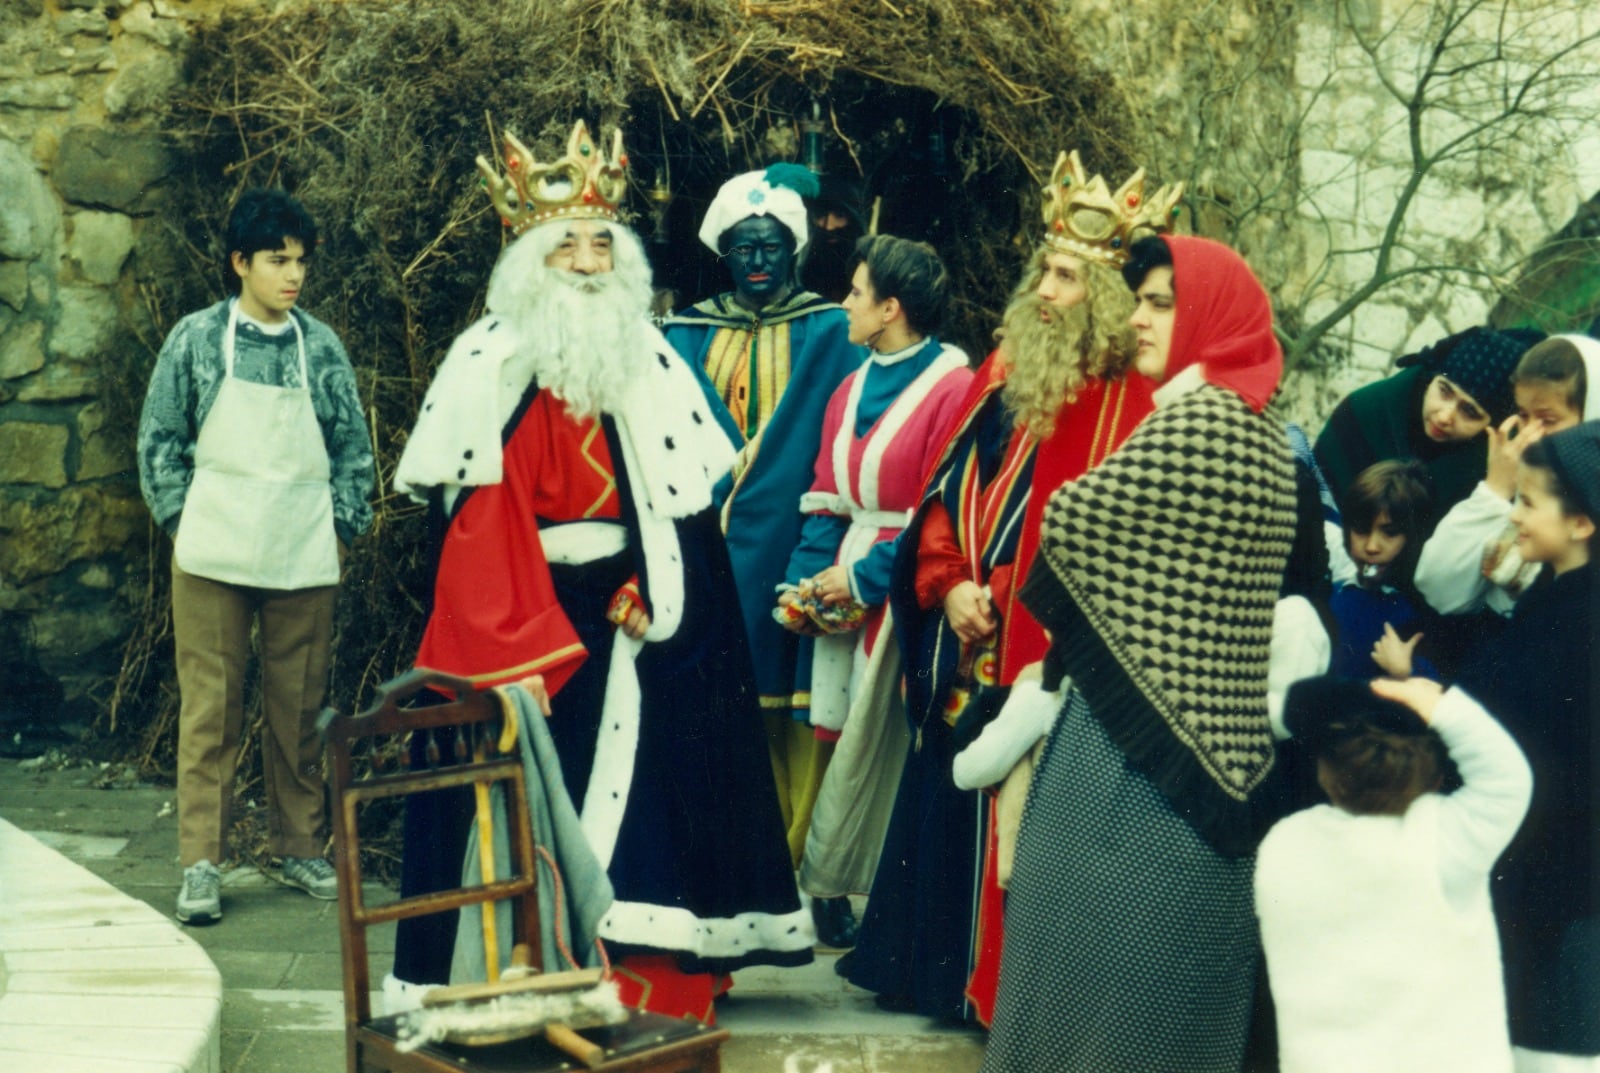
[979,234,1299,1073]
[1314,325,1544,527]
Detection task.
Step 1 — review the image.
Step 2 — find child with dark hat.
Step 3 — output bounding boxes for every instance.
[1255,675,1532,1073]
[1453,420,1600,1069]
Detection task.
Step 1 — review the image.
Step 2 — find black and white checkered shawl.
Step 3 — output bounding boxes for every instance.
[1019,382,1298,855]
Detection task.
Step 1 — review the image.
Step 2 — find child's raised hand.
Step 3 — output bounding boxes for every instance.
[1371,621,1421,679]
[1485,415,1522,498]
[1486,415,1550,499]
[1370,676,1444,723]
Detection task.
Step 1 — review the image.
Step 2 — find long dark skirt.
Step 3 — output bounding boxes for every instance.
[845,715,988,1022]
[980,692,1258,1073]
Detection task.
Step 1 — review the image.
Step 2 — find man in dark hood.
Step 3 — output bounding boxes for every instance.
[800,173,868,303]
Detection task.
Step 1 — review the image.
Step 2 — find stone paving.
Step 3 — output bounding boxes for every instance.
[0,757,985,1072]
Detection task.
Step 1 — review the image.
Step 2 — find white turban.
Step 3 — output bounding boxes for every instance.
[697,168,811,256]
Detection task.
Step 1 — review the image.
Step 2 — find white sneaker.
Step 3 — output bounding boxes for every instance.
[281,855,338,900]
[176,859,222,925]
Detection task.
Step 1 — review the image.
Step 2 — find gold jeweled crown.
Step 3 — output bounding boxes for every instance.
[476,120,628,235]
[1042,150,1184,266]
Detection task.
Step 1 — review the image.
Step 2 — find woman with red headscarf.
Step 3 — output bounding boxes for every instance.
[978,235,1299,1073]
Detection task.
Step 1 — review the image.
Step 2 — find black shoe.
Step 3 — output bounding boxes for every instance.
[874,992,918,1014]
[812,895,858,949]
[833,949,856,978]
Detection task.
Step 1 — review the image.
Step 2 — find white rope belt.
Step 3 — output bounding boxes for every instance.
[797,491,909,532]
[848,509,911,531]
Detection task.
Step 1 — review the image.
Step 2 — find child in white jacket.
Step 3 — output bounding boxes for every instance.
[1255,675,1532,1073]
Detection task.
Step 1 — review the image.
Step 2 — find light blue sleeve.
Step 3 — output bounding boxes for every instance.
[849,532,902,607]
[785,512,849,587]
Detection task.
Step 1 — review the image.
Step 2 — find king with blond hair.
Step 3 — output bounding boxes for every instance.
[840,151,1183,1023]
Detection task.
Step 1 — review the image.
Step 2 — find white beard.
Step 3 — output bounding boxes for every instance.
[505,272,651,419]
[485,221,657,420]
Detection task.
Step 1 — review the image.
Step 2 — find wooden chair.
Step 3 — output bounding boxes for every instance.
[323,667,729,1073]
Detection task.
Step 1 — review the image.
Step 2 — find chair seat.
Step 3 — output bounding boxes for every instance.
[327,672,728,1073]
[357,1008,729,1072]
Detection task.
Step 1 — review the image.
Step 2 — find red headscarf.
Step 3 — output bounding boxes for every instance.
[1162,234,1282,413]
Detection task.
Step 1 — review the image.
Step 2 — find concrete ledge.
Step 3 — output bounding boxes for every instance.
[0,818,222,1073]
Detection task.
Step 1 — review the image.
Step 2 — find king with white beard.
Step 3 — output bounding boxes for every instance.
[391,121,814,1020]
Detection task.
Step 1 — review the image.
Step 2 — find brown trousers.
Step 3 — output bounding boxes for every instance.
[171,559,337,866]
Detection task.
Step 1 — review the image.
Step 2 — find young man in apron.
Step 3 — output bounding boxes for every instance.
[137,189,374,925]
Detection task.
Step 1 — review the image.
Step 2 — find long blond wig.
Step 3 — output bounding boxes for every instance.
[997,247,1136,440]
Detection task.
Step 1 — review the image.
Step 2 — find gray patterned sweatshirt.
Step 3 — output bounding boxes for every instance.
[136,299,375,546]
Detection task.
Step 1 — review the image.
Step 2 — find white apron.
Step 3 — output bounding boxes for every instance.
[174,301,339,589]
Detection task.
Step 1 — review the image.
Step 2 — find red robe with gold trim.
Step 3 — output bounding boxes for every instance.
[417,391,623,695]
[398,329,814,1022]
[842,349,1153,1023]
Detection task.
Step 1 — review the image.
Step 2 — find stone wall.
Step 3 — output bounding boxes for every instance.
[0,0,195,725]
[1069,0,1600,429]
[1063,0,1305,293]
[1280,0,1600,420]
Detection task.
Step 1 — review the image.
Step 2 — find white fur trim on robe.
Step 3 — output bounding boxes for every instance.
[597,899,816,960]
[395,320,733,524]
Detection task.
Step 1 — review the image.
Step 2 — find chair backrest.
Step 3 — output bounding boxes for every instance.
[322,667,543,1044]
